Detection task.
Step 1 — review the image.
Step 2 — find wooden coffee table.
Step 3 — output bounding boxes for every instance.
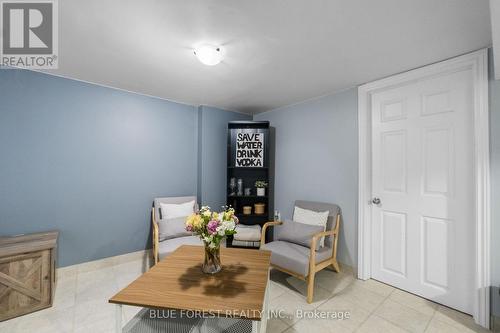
[109,245,271,333]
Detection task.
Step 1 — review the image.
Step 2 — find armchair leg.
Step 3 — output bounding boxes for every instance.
[307,272,315,304]
[331,260,340,273]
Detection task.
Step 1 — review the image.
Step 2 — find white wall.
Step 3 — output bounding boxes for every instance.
[489,53,500,287]
[254,88,358,266]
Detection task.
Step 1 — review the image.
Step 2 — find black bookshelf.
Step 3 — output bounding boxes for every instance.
[226,121,273,247]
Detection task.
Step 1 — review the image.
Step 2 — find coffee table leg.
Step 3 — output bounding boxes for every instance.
[115,304,122,333]
[252,320,258,333]
[261,279,269,333]
[252,278,270,333]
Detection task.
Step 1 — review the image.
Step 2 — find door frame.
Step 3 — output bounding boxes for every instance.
[357,49,490,328]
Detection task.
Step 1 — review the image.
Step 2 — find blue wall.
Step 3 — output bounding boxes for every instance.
[0,70,252,267]
[0,69,201,267]
[197,106,251,209]
[2,58,498,277]
[254,88,358,266]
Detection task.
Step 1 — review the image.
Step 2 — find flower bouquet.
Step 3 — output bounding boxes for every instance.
[185,206,238,274]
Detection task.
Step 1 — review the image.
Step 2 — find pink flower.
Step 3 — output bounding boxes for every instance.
[233,215,239,224]
[207,220,219,234]
[186,224,193,232]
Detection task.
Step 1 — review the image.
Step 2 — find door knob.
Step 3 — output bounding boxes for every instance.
[372,197,381,205]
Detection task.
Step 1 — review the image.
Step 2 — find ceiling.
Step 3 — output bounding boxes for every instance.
[46,0,492,114]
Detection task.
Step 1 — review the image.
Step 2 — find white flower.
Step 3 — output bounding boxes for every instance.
[215,225,226,236]
[209,242,216,249]
[221,220,235,231]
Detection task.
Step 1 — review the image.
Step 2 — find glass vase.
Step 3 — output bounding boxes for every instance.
[202,242,221,274]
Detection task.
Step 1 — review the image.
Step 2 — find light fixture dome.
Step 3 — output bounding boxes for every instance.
[194,44,223,66]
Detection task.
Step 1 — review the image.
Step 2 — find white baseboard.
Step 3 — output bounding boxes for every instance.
[57,249,152,278]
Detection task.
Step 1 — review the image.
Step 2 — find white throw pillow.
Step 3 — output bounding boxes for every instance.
[293,206,329,247]
[160,200,195,220]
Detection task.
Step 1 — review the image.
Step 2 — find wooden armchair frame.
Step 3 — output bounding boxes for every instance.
[260,214,341,303]
[151,197,198,265]
[152,207,159,265]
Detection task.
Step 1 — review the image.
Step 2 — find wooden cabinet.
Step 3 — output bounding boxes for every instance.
[0,231,58,321]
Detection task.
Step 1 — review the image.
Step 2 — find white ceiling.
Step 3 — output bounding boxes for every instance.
[47,0,492,114]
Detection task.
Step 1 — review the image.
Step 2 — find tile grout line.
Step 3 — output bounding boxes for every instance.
[422,310,438,333]
[317,272,375,332]
[278,273,439,333]
[383,292,438,333]
[352,284,396,332]
[427,307,482,332]
[373,288,432,333]
[271,270,348,332]
[385,288,439,317]
[277,317,292,333]
[371,314,413,333]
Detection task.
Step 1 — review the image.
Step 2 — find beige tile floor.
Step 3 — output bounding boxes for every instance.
[0,257,491,333]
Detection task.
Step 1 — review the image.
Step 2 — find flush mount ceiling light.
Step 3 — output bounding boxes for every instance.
[194,44,223,66]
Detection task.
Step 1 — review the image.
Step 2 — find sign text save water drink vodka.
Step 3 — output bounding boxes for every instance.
[235,131,264,167]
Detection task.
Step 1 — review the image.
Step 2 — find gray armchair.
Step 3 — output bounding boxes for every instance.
[260,200,341,303]
[152,196,201,264]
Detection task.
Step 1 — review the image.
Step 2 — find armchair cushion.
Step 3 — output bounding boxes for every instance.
[275,219,323,250]
[154,196,198,224]
[159,200,195,220]
[158,216,191,241]
[293,206,329,247]
[158,236,202,260]
[262,241,332,276]
[294,201,341,249]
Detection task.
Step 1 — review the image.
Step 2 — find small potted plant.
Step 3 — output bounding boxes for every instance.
[255,180,268,196]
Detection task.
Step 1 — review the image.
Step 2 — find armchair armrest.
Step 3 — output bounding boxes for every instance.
[310,229,337,255]
[311,214,341,271]
[260,221,282,248]
[152,209,159,265]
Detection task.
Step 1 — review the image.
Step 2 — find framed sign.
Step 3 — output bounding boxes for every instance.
[235,130,264,167]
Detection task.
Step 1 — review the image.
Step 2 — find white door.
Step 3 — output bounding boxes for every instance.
[370,68,474,314]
